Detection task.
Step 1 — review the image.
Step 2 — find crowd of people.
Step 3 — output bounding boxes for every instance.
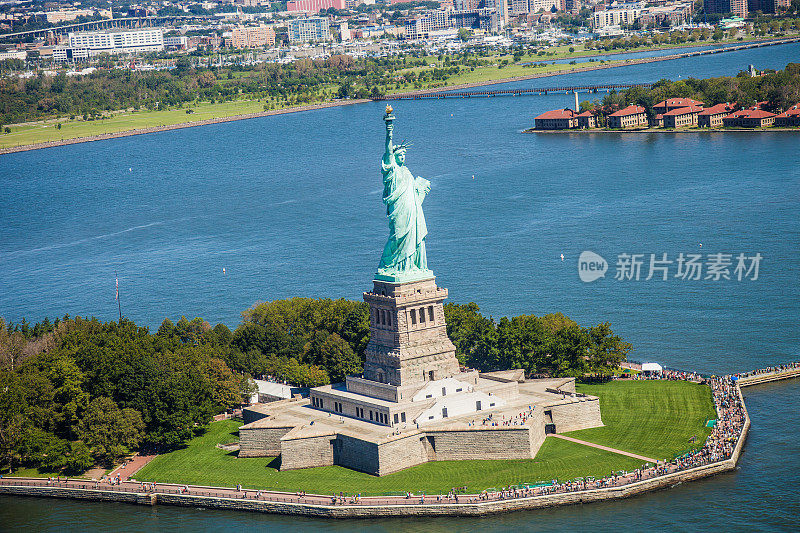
[732,362,800,381]
[467,406,536,428]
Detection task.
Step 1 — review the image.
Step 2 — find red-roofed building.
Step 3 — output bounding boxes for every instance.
[651,113,664,127]
[774,104,800,127]
[698,103,735,128]
[575,110,597,129]
[534,108,577,130]
[608,105,647,129]
[723,108,776,128]
[654,98,705,115]
[663,105,703,128]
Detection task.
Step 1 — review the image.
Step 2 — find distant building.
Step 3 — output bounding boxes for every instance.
[287,17,331,42]
[576,110,597,129]
[405,10,450,39]
[747,0,778,13]
[534,108,577,129]
[45,9,101,24]
[698,103,735,128]
[607,104,648,128]
[639,3,693,27]
[723,108,776,128]
[704,0,747,18]
[662,105,702,128]
[562,0,580,14]
[651,113,664,127]
[287,0,346,11]
[164,36,189,50]
[593,5,644,29]
[0,50,27,61]
[774,104,800,127]
[52,47,90,62]
[450,8,501,33]
[231,25,276,48]
[531,0,559,12]
[68,28,164,55]
[653,98,705,115]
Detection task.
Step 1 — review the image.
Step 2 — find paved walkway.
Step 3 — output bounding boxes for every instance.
[108,454,157,481]
[549,434,658,463]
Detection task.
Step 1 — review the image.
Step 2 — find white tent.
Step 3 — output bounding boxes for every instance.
[641,362,663,374]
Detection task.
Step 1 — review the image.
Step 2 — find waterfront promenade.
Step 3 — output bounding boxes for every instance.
[1,362,796,518]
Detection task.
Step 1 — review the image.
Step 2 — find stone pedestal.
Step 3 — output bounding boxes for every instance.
[360,277,460,391]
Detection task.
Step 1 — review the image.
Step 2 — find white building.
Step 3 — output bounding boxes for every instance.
[531,0,559,12]
[52,47,90,62]
[67,28,165,55]
[593,6,644,28]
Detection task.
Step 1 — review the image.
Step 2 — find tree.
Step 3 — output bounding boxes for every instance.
[175,57,192,75]
[458,28,472,41]
[337,80,353,99]
[79,397,144,465]
[0,371,26,470]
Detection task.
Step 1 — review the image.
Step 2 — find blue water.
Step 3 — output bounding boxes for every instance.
[1,41,799,532]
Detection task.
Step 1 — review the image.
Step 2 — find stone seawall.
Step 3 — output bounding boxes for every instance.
[0,484,154,506]
[0,454,742,518]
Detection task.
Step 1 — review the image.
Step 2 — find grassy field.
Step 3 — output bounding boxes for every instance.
[133,380,712,495]
[0,99,271,150]
[570,380,716,460]
[134,419,642,495]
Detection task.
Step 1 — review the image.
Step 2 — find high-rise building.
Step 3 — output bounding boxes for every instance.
[704,0,747,17]
[287,17,331,42]
[231,25,276,48]
[404,10,451,39]
[747,0,777,13]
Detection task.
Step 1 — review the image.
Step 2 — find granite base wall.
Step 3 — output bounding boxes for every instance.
[548,398,603,433]
[280,434,335,470]
[239,426,292,457]
[335,433,381,474]
[376,433,428,475]
[427,427,536,460]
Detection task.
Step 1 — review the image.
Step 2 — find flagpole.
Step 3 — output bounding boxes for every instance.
[115,271,122,323]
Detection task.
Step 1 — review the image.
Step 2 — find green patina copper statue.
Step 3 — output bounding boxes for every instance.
[376,106,434,283]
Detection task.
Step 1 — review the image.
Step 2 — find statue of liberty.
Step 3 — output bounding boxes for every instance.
[376,106,434,282]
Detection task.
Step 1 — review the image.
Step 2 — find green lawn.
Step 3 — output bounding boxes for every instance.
[134,419,642,495]
[570,380,716,460]
[0,99,273,150]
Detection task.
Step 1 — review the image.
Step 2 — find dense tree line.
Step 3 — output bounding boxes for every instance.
[579,63,800,123]
[0,298,629,474]
[0,53,442,125]
[444,303,630,377]
[0,316,253,474]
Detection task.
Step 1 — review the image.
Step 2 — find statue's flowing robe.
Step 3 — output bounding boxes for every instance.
[379,154,430,273]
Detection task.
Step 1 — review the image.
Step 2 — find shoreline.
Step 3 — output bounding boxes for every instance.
[2,36,798,156]
[1,365,796,518]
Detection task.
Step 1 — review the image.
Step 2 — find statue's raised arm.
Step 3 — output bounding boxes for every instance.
[376,107,434,284]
